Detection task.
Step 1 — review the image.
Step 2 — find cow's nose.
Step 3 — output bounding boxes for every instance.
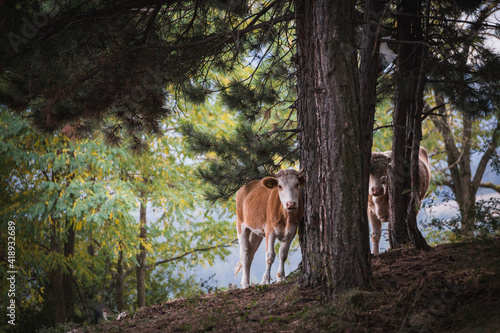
[371,187,384,196]
[286,202,296,210]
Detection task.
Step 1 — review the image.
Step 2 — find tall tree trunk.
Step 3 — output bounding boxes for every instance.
[63,219,75,320]
[136,197,147,308]
[360,0,383,171]
[388,0,429,251]
[116,246,125,311]
[459,113,475,234]
[360,0,383,252]
[295,0,371,300]
[49,218,66,324]
[406,50,431,251]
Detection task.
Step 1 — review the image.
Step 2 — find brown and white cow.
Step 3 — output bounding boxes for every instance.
[234,169,304,289]
[369,147,431,255]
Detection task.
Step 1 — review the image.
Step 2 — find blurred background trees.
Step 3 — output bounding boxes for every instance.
[0,106,235,330]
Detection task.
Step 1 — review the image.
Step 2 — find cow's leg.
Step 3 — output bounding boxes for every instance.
[369,211,382,255]
[248,232,263,268]
[238,225,252,288]
[277,225,297,283]
[260,231,276,285]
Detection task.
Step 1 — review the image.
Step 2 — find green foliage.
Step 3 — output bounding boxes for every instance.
[372,100,394,152]
[0,107,235,330]
[181,40,299,201]
[0,0,294,148]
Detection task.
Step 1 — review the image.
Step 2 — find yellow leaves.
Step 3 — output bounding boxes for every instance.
[75,220,83,231]
[143,242,154,253]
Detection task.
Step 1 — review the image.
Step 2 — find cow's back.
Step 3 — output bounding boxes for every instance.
[236,180,273,232]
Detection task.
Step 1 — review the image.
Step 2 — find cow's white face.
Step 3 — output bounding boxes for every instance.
[369,152,391,197]
[369,172,387,197]
[263,170,304,212]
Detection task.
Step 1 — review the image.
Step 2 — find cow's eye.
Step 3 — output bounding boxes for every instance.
[278,185,283,190]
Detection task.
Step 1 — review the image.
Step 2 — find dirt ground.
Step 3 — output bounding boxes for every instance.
[77,236,500,332]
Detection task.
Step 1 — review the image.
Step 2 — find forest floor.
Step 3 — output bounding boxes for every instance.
[72,236,500,333]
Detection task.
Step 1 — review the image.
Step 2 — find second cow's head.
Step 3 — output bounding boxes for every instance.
[262,168,305,212]
[369,152,391,197]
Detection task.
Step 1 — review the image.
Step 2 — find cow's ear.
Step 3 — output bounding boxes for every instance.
[299,175,305,188]
[262,177,278,189]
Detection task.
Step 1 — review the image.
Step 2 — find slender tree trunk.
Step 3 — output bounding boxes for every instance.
[360,0,383,173]
[430,96,477,234]
[49,219,66,324]
[63,219,75,320]
[459,113,475,234]
[136,197,147,308]
[295,0,371,300]
[388,0,429,251]
[406,49,431,250]
[117,246,125,311]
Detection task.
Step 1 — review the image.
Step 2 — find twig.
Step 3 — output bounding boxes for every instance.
[421,103,446,121]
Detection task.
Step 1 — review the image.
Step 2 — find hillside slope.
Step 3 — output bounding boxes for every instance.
[78,236,500,332]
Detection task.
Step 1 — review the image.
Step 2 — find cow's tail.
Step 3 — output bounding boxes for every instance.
[234,261,242,277]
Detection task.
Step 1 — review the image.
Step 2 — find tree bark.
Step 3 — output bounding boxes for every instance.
[136,197,147,308]
[360,0,383,173]
[63,219,75,320]
[406,47,431,251]
[388,0,429,251]
[49,218,66,324]
[295,0,371,301]
[117,246,125,311]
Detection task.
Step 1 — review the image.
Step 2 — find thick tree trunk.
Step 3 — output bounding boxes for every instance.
[136,198,147,308]
[295,0,371,300]
[388,0,429,251]
[460,195,477,235]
